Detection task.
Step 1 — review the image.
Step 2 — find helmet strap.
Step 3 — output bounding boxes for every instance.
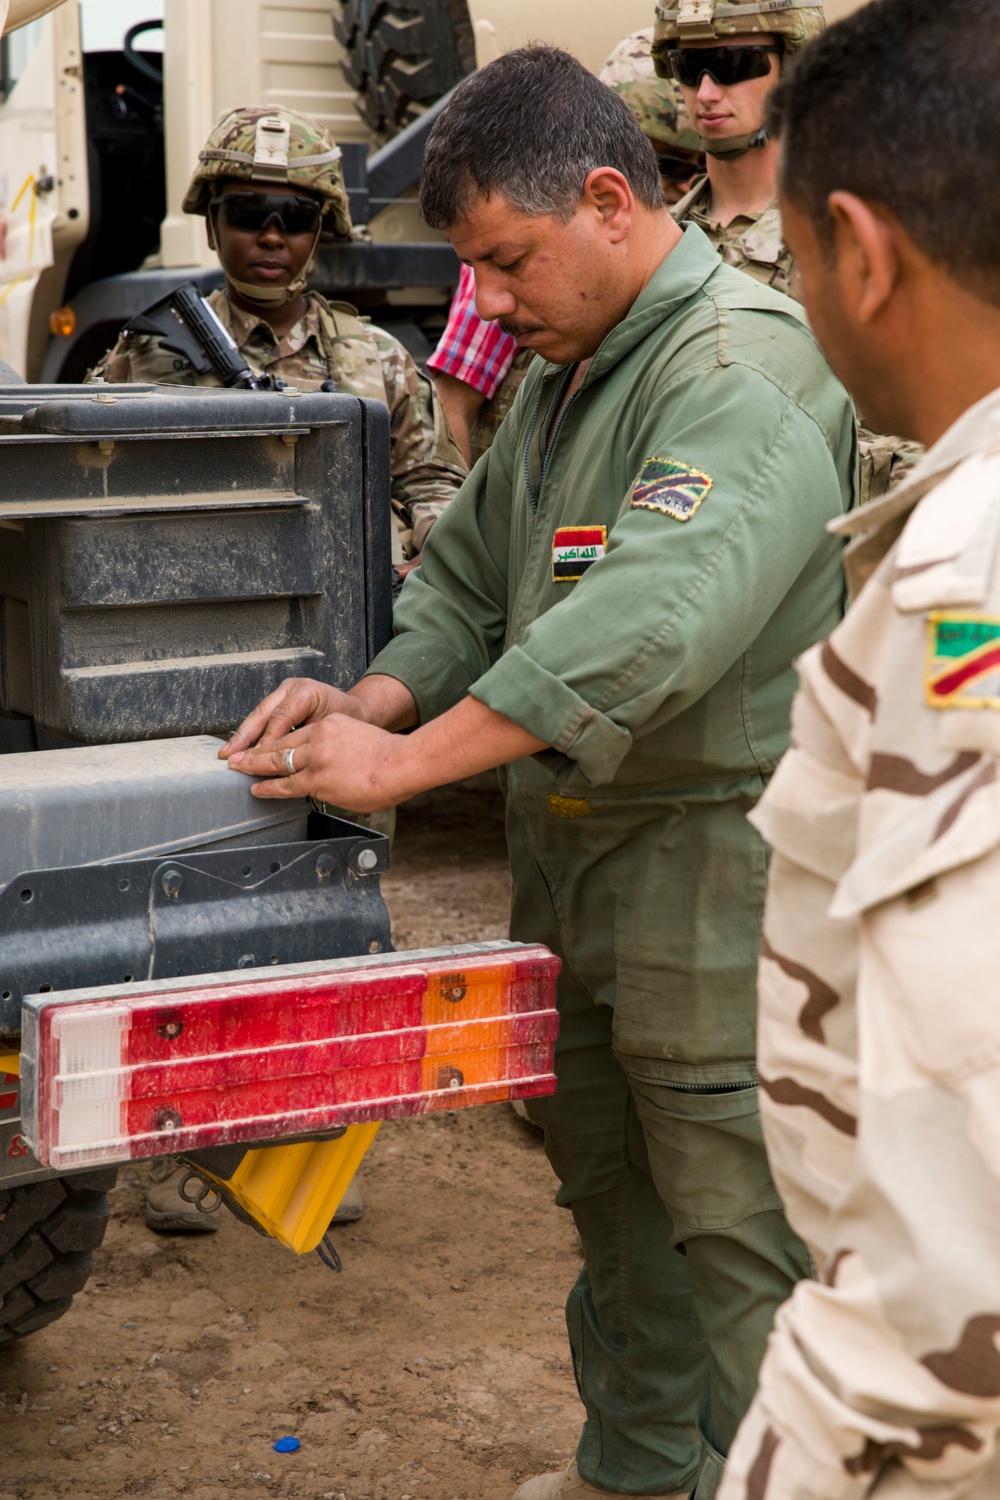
[208,208,322,309]
[702,124,769,159]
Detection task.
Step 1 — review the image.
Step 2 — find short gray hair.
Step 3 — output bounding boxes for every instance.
[419,45,665,229]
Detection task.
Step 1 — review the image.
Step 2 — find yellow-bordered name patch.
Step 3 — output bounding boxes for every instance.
[925,611,1000,710]
[630,456,713,522]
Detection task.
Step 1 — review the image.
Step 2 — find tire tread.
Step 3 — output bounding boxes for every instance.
[334,0,474,140]
[0,1172,115,1344]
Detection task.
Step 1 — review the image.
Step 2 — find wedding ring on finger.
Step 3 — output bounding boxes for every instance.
[284,747,297,776]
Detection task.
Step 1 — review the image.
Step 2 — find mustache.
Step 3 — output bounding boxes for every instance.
[498,317,545,339]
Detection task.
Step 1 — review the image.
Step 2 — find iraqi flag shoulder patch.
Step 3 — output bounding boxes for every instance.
[552,525,607,583]
[630,456,713,522]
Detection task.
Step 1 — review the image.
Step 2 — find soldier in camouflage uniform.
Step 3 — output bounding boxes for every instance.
[90,105,467,570]
[467,30,705,461]
[654,0,920,503]
[652,0,823,300]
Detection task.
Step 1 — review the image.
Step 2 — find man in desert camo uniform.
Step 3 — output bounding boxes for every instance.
[716,0,1000,1495]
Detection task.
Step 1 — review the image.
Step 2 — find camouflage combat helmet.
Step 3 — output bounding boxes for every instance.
[183,105,352,306]
[652,0,825,159]
[598,29,702,161]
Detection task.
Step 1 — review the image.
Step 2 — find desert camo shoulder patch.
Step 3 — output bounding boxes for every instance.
[630,456,713,522]
[925,612,1000,710]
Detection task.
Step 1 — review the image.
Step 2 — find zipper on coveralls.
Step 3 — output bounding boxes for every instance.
[626,1073,758,1094]
[523,375,579,514]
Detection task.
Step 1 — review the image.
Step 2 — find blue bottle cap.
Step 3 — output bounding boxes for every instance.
[273,1436,300,1453]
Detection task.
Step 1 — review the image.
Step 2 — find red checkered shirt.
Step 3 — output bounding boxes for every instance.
[426,264,519,399]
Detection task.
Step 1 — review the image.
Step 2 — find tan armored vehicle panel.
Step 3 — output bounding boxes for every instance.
[467,0,656,71]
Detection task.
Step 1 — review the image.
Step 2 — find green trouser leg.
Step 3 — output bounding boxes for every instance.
[621,1069,814,1499]
[525,977,813,1498]
[525,971,706,1498]
[507,768,812,1495]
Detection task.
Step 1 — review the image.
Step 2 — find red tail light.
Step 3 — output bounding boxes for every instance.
[21,942,560,1169]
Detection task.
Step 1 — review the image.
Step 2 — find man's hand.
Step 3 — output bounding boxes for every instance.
[228,713,403,811]
[226,691,549,808]
[219,677,369,759]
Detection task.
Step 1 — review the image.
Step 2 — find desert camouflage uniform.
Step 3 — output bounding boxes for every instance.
[719,385,1000,1500]
[89,289,466,563]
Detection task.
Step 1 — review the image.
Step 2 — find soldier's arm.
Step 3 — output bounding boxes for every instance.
[373,328,469,558]
[84,333,199,386]
[432,372,486,467]
[84,338,136,384]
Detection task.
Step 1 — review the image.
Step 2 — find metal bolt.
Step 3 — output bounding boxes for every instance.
[161,869,183,899]
[315,853,336,880]
[157,1020,183,1040]
[92,393,117,404]
[153,1108,182,1132]
[355,847,378,872]
[442,984,467,1004]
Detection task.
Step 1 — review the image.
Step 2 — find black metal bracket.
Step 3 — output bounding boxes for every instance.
[0,813,391,1038]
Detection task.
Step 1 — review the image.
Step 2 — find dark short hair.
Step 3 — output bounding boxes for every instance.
[419,44,664,229]
[769,0,1000,302]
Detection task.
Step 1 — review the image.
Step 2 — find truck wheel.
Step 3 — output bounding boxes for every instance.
[334,0,476,138]
[0,1169,116,1343]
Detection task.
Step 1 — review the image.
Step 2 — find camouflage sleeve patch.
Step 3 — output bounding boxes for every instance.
[629,456,713,521]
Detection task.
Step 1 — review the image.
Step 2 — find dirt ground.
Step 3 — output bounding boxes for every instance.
[4,777,999,1500]
[1,778,587,1500]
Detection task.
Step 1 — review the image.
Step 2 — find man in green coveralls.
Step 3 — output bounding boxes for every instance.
[223,46,855,1500]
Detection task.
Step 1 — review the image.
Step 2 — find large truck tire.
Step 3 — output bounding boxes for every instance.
[0,1169,117,1344]
[334,0,476,138]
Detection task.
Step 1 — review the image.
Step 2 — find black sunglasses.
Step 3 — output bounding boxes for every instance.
[656,153,703,183]
[210,192,322,237]
[667,45,781,90]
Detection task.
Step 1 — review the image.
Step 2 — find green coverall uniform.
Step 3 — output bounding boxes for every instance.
[368,226,856,1498]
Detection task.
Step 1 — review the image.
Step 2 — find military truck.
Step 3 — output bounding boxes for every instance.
[0,375,561,1343]
[0,0,655,384]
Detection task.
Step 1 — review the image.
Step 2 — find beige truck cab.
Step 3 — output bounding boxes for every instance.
[0,0,666,382]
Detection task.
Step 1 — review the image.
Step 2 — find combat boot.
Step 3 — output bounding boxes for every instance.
[144,1156,220,1234]
[513,1461,689,1499]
